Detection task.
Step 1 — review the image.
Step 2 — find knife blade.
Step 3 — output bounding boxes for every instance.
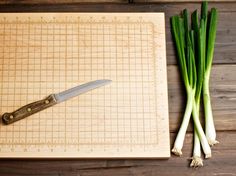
[2,79,112,125]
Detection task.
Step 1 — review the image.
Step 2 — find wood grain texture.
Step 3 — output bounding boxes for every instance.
[0,1,235,175]
[0,0,235,4]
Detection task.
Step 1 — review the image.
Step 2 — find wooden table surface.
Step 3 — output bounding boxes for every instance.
[0,1,235,176]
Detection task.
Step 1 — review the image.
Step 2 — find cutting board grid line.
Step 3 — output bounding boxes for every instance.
[0,13,169,158]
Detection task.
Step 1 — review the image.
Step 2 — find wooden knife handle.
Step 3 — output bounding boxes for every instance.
[2,94,57,125]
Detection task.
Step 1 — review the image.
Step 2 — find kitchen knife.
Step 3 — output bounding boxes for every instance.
[1,79,112,125]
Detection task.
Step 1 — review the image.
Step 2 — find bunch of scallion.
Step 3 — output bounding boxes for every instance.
[170,1,218,167]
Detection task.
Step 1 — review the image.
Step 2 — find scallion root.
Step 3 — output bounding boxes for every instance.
[208,139,219,146]
[171,147,183,156]
[190,156,203,167]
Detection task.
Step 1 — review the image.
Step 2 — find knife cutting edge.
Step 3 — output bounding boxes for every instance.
[1,79,112,125]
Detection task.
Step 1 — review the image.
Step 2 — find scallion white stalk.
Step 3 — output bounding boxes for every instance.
[203,75,218,145]
[172,89,194,155]
[190,127,203,167]
[192,102,212,158]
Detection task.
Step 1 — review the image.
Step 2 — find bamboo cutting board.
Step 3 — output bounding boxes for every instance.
[0,13,169,158]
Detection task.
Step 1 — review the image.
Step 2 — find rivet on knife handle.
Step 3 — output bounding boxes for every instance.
[2,94,57,125]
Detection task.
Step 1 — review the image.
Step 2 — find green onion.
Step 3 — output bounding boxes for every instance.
[171,15,196,156]
[171,1,218,167]
[191,2,208,166]
[171,12,212,159]
[204,8,219,146]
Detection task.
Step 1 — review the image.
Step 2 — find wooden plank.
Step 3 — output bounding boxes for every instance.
[0,131,235,175]
[0,2,235,12]
[77,155,236,176]
[143,0,236,2]
[0,0,235,4]
[168,65,236,132]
